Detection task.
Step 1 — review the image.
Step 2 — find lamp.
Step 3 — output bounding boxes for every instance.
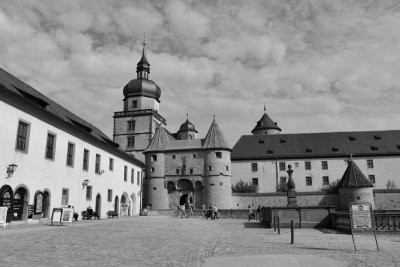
[6,164,17,178]
[82,179,89,188]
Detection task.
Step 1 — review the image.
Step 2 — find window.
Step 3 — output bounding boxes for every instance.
[280,177,287,185]
[107,189,113,202]
[151,155,157,161]
[367,159,374,168]
[151,167,154,173]
[45,133,56,160]
[322,176,329,185]
[66,142,75,166]
[95,154,101,174]
[190,168,193,174]
[16,121,30,152]
[131,100,138,108]
[109,158,114,171]
[252,178,258,187]
[127,120,135,131]
[61,188,69,205]
[306,176,312,186]
[176,169,180,175]
[172,155,176,159]
[251,163,258,172]
[208,166,212,171]
[321,161,328,170]
[127,136,135,147]
[86,186,92,201]
[279,162,286,171]
[137,171,140,185]
[368,175,375,184]
[305,161,311,170]
[124,166,127,181]
[83,149,89,171]
[226,166,229,171]
[215,152,222,158]
[131,169,134,184]
[193,154,197,158]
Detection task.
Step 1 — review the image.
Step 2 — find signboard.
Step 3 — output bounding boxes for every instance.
[35,193,43,214]
[350,203,372,229]
[51,208,63,226]
[28,205,34,219]
[0,207,8,229]
[62,208,73,225]
[349,202,379,252]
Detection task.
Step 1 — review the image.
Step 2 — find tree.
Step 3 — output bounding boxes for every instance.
[276,182,288,192]
[319,179,340,194]
[231,180,258,193]
[386,179,397,189]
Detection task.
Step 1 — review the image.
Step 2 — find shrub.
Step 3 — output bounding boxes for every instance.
[386,180,397,189]
[232,180,258,193]
[276,182,288,192]
[320,179,340,194]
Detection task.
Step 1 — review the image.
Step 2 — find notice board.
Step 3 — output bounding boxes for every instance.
[0,207,8,228]
[62,208,73,225]
[51,208,63,226]
[350,202,372,229]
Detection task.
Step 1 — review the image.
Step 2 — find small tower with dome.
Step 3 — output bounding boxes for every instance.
[113,38,167,161]
[252,106,281,135]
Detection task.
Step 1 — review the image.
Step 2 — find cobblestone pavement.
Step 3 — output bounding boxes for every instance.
[0,216,400,267]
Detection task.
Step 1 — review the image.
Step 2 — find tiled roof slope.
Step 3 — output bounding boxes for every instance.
[337,160,373,188]
[202,119,231,150]
[0,67,145,167]
[144,126,172,152]
[232,131,400,160]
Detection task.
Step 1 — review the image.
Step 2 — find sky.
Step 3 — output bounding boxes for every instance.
[1,0,400,146]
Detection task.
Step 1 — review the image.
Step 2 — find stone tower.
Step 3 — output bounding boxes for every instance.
[113,39,166,161]
[337,159,374,210]
[202,118,232,209]
[177,115,198,140]
[252,106,281,135]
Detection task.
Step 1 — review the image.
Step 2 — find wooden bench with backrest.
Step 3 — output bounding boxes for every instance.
[107,211,118,218]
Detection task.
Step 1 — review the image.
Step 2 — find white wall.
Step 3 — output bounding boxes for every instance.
[232,156,400,192]
[0,100,143,219]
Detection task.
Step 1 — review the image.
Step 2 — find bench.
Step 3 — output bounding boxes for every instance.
[81,210,100,220]
[107,211,118,218]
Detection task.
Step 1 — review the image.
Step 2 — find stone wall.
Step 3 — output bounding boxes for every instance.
[374,189,400,210]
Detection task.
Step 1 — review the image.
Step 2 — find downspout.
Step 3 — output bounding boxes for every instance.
[275,158,279,191]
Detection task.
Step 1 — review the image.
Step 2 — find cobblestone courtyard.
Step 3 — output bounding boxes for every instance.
[0,216,400,266]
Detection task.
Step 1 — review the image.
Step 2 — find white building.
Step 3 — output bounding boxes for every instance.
[232,110,400,192]
[0,68,145,223]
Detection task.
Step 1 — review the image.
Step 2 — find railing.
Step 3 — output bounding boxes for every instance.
[333,210,400,232]
[114,109,166,124]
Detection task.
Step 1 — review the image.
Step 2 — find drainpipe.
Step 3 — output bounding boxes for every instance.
[275,159,279,191]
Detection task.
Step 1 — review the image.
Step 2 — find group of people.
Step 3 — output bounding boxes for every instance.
[178,204,194,218]
[201,203,219,220]
[248,205,263,221]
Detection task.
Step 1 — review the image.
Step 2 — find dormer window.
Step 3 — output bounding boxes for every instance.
[306,148,312,153]
[280,139,286,144]
[370,146,378,151]
[259,139,264,144]
[349,136,356,141]
[332,147,339,152]
[373,135,381,141]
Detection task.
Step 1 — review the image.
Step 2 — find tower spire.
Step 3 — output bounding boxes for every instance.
[264,104,266,114]
[136,35,150,79]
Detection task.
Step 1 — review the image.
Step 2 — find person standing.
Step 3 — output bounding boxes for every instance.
[248,205,255,221]
[256,205,261,221]
[207,203,213,220]
[181,204,186,218]
[189,205,194,217]
[213,204,218,220]
[201,204,206,218]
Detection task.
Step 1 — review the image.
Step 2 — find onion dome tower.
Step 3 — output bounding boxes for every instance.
[202,117,232,209]
[337,159,374,210]
[113,37,167,161]
[252,105,281,135]
[143,125,171,209]
[177,114,198,140]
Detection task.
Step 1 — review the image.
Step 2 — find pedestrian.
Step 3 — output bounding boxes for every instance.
[181,204,187,218]
[256,205,261,221]
[213,204,218,220]
[207,203,213,220]
[248,205,255,221]
[189,205,194,217]
[201,203,206,218]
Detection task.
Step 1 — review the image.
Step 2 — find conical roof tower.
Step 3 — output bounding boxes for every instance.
[337,159,373,188]
[202,117,231,150]
[144,125,172,153]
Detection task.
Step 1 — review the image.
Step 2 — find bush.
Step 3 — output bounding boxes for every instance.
[320,179,340,194]
[232,180,258,193]
[386,180,397,189]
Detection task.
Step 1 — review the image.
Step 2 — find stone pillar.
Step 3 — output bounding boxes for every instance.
[286,164,298,207]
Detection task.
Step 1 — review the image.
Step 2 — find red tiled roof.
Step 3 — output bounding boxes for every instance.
[232,131,400,160]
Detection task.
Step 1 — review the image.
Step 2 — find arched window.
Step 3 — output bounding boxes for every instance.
[167,182,175,194]
[177,179,194,191]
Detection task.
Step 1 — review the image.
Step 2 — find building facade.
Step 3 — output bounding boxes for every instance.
[0,68,145,223]
[232,110,400,193]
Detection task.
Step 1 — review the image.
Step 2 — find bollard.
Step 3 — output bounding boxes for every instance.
[273,216,276,231]
[277,216,280,235]
[291,220,294,244]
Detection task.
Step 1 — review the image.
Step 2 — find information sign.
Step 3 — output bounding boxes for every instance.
[28,205,34,219]
[350,203,372,229]
[51,208,63,226]
[0,207,8,229]
[62,208,73,225]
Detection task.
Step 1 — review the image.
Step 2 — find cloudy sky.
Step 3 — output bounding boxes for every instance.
[1,0,400,146]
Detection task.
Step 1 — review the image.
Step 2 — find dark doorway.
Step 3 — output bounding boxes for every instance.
[114,196,119,215]
[0,185,13,222]
[95,194,101,217]
[43,191,50,218]
[13,188,27,221]
[180,194,188,208]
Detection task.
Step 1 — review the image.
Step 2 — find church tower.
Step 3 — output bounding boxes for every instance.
[251,106,281,135]
[113,39,166,161]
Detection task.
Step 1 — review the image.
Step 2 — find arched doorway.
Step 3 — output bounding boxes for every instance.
[42,191,50,218]
[121,194,129,216]
[95,194,101,218]
[180,194,188,207]
[13,187,28,221]
[114,196,119,215]
[0,185,13,222]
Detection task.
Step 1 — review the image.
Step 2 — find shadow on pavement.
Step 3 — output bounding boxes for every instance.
[315,228,347,235]
[297,246,348,252]
[243,222,266,228]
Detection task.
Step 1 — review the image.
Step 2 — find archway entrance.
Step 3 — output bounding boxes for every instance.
[95,194,101,217]
[180,194,189,208]
[114,196,119,215]
[121,194,129,216]
[13,187,27,221]
[43,191,50,218]
[0,185,13,222]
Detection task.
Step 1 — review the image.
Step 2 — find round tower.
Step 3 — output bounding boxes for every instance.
[252,106,281,135]
[177,115,198,140]
[202,118,232,209]
[143,152,168,210]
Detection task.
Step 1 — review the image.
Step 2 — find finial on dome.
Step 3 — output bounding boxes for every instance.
[264,104,266,114]
[186,113,189,120]
[143,35,146,47]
